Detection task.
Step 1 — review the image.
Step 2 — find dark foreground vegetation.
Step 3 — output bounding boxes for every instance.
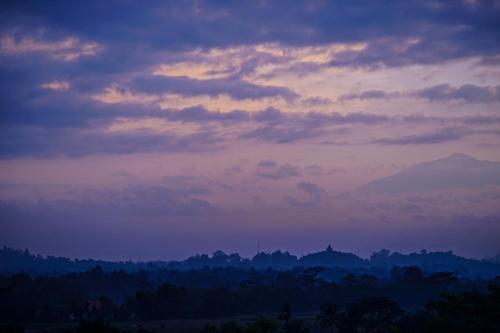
[1,262,499,332]
[1,286,499,332]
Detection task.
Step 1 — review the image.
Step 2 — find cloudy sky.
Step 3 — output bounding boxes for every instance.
[1,0,500,260]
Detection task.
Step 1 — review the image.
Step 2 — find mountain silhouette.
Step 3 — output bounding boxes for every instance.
[360,153,500,193]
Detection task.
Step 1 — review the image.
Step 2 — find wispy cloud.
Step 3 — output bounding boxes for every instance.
[374,127,468,145]
[285,182,329,207]
[339,84,500,104]
[0,34,101,61]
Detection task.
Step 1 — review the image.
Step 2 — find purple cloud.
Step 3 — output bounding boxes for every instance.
[256,161,302,180]
[414,84,500,103]
[285,182,328,207]
[130,75,298,101]
[339,84,500,103]
[374,128,467,145]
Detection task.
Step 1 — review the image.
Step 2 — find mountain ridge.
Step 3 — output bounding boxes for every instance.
[360,153,500,193]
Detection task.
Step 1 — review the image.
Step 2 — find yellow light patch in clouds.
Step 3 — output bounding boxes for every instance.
[153,42,369,81]
[256,42,367,64]
[40,81,70,91]
[0,34,102,61]
[153,63,232,80]
[94,86,296,113]
[93,42,500,118]
[142,42,373,111]
[93,86,159,105]
[107,117,202,136]
[157,93,289,113]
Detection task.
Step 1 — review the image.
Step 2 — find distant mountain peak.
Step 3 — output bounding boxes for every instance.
[360,153,500,193]
[443,153,477,162]
[430,153,484,167]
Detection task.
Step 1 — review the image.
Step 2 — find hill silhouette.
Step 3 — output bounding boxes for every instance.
[2,246,499,278]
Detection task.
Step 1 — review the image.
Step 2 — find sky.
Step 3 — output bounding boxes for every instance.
[1,0,500,261]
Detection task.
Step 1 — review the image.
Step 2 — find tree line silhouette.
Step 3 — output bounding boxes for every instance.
[2,246,500,278]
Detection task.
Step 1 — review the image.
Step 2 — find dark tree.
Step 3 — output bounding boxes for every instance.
[201,323,220,333]
[220,320,243,333]
[245,318,279,333]
[339,297,403,333]
[424,285,500,333]
[278,302,292,325]
[286,319,309,333]
[76,319,120,333]
[316,303,340,333]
